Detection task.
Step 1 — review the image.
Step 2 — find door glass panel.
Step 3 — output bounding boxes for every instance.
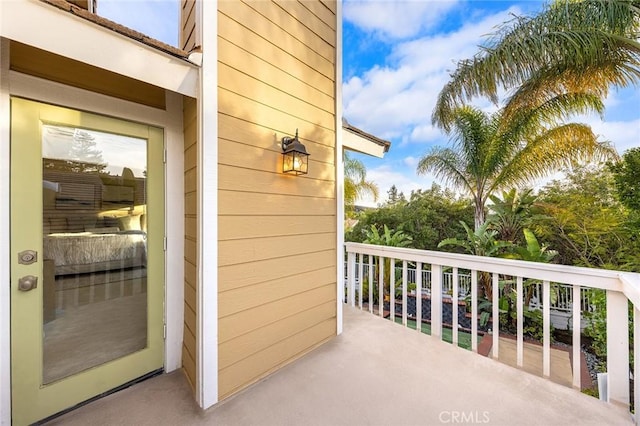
[42,124,148,384]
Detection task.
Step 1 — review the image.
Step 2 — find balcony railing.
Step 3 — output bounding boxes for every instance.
[344,242,640,421]
[344,262,593,314]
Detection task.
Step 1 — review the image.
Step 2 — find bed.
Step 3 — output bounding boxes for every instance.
[44,230,146,276]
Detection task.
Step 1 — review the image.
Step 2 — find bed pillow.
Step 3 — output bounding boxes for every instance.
[118,215,142,231]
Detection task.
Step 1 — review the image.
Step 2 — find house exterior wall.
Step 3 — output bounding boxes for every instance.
[216,0,338,399]
[180,0,197,52]
[183,96,198,390]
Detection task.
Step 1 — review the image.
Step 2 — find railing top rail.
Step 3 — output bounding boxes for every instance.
[345,242,638,292]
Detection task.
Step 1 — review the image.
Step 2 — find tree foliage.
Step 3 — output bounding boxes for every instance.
[344,152,379,216]
[610,147,640,211]
[534,164,639,270]
[418,105,616,229]
[433,0,640,129]
[346,184,474,251]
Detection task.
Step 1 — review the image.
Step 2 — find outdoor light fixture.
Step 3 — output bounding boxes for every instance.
[281,129,310,175]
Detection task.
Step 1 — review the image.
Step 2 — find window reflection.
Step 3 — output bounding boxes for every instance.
[42,125,148,384]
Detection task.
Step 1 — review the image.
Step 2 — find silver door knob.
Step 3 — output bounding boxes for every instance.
[18,275,38,292]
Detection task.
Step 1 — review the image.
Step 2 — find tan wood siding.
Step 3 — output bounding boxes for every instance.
[183,96,197,389]
[218,63,334,128]
[9,41,166,109]
[219,300,335,369]
[217,0,337,400]
[219,318,335,398]
[180,0,197,52]
[217,37,334,108]
[219,283,336,344]
[219,249,336,292]
[218,267,335,319]
[218,11,334,83]
[218,114,335,164]
[218,215,334,241]
[219,233,335,267]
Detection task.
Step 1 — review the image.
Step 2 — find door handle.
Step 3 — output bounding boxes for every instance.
[18,275,38,292]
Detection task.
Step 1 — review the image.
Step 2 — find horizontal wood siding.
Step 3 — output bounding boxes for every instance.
[217,0,337,400]
[180,0,197,52]
[183,96,197,390]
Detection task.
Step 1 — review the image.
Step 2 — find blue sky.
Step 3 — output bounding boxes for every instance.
[100,0,640,207]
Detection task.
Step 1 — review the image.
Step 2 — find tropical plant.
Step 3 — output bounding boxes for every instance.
[344,153,378,216]
[432,0,640,129]
[363,225,413,301]
[438,221,512,258]
[418,105,616,230]
[487,188,542,244]
[438,221,512,299]
[364,224,413,248]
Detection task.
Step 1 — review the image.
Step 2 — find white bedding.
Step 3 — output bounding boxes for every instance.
[44,231,146,275]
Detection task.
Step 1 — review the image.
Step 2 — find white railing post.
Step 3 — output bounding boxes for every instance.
[402,261,408,327]
[432,264,442,339]
[492,273,499,360]
[368,256,373,314]
[347,251,355,307]
[358,254,364,309]
[634,307,639,425]
[390,258,396,324]
[516,276,523,368]
[416,262,422,332]
[471,270,478,353]
[543,280,551,378]
[606,290,630,407]
[452,267,459,346]
[572,284,581,389]
[379,257,385,317]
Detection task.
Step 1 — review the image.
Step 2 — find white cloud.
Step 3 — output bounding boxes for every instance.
[344,0,460,40]
[343,6,522,145]
[589,118,640,154]
[403,156,419,168]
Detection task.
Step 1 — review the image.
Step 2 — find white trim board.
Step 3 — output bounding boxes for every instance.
[196,0,219,409]
[0,70,186,423]
[335,1,344,336]
[0,37,12,426]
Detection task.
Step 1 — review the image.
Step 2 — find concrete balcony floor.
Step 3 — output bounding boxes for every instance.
[49,306,630,425]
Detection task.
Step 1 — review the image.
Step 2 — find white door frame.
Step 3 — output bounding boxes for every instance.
[0,43,185,424]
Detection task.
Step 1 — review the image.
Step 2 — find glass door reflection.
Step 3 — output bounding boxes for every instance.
[42,125,148,384]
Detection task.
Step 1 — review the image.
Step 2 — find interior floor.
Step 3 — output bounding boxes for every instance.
[43,268,147,384]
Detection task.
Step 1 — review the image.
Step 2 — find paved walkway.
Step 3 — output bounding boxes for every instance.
[49,306,630,426]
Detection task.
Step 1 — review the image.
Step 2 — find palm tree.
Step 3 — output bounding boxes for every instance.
[417,105,617,229]
[344,152,379,215]
[433,0,640,129]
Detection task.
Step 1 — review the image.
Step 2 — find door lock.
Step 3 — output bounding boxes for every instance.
[18,250,37,265]
[18,275,38,292]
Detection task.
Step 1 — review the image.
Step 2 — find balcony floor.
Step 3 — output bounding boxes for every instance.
[49,306,630,425]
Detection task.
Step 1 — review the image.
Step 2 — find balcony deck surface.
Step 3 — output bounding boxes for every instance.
[49,306,630,425]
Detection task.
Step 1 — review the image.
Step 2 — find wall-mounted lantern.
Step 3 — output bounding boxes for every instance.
[281,129,309,175]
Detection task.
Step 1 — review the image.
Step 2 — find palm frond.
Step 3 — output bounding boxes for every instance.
[432,0,640,129]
